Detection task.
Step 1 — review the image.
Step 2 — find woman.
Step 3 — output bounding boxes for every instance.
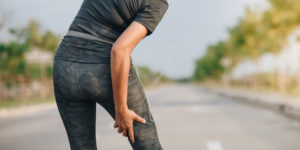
[52,0,169,149]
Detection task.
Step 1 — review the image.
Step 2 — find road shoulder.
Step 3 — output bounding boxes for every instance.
[195,83,300,121]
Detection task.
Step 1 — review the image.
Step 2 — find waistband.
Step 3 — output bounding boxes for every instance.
[65,30,115,45]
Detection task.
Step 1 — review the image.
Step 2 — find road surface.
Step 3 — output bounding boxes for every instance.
[0,83,300,150]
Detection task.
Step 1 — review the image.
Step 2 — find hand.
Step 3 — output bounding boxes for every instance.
[113,108,146,143]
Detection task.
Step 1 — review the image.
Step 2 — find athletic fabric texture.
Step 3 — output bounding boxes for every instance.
[53,58,163,150]
[54,0,169,63]
[53,0,168,149]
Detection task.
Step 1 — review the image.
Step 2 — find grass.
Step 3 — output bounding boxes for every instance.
[0,96,55,109]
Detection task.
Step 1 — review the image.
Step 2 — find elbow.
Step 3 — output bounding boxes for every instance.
[111,43,131,58]
[162,0,169,11]
[165,0,169,9]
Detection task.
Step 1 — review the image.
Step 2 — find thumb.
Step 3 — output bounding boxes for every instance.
[134,113,146,124]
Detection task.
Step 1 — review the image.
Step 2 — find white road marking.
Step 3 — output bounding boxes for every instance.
[187,105,207,113]
[206,141,224,150]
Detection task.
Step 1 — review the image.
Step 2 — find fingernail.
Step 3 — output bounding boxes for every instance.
[143,119,146,123]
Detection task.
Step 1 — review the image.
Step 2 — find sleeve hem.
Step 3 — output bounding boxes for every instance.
[133,18,153,36]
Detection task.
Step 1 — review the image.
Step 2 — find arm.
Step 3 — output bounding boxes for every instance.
[111,21,149,143]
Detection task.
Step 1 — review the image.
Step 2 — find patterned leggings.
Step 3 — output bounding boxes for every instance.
[53,58,163,150]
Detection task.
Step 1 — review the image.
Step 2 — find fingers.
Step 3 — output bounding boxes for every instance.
[114,122,118,128]
[122,128,128,137]
[128,126,135,143]
[115,125,129,139]
[134,113,146,124]
[115,123,129,137]
[118,126,123,133]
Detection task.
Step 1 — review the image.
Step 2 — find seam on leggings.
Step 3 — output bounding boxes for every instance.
[135,74,147,105]
[136,73,155,122]
[76,62,86,96]
[134,68,146,101]
[128,70,153,126]
[135,76,154,125]
[88,102,95,140]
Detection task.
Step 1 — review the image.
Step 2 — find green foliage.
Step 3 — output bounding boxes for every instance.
[25,63,42,79]
[41,30,61,52]
[227,9,266,58]
[25,19,43,46]
[192,42,226,81]
[0,18,60,87]
[0,42,31,86]
[9,18,61,52]
[136,65,171,85]
[193,0,300,81]
[46,64,54,77]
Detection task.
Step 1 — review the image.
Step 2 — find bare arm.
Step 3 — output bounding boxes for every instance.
[111,21,149,143]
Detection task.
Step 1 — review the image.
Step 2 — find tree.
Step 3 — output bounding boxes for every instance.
[0,42,30,87]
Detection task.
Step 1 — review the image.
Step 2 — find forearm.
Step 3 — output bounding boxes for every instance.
[109,21,147,114]
[109,20,149,142]
[110,49,131,112]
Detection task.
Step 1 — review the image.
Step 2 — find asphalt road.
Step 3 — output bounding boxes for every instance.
[0,83,300,150]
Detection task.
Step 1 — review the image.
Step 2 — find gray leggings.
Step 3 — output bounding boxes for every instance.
[52,58,163,150]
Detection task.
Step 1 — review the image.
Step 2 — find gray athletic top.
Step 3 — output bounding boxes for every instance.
[54,0,169,63]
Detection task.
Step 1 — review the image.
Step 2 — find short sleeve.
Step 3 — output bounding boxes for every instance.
[133,0,169,36]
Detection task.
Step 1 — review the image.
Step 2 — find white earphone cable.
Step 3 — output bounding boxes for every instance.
[132,0,174,110]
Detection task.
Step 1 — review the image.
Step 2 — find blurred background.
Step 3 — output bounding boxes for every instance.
[1,0,300,150]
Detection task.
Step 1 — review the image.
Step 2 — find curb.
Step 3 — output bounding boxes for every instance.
[205,86,300,121]
[0,102,56,119]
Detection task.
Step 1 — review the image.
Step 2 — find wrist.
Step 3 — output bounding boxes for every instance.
[115,105,128,113]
